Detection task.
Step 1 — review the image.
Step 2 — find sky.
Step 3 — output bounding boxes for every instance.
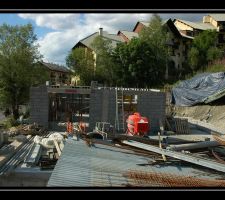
[0,13,206,65]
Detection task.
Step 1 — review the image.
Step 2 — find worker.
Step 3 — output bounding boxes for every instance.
[66,117,74,139]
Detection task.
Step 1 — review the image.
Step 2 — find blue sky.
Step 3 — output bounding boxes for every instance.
[0,13,205,65]
[0,14,53,38]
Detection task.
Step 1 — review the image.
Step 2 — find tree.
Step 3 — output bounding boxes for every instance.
[139,14,171,64]
[111,14,169,87]
[66,47,95,85]
[0,23,44,119]
[91,36,116,86]
[188,30,223,71]
[112,38,166,88]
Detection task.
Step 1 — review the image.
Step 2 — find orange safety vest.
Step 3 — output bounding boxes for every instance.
[67,122,73,133]
[79,122,86,132]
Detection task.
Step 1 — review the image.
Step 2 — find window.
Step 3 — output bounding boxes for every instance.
[218,34,225,43]
[186,30,194,37]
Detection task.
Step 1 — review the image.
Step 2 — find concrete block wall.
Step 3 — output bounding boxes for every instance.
[137,92,166,134]
[89,89,116,131]
[89,89,165,134]
[30,85,49,128]
[89,89,104,131]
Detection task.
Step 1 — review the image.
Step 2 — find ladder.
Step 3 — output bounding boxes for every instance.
[115,88,125,132]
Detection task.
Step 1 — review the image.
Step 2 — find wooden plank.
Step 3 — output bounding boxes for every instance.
[159,120,164,135]
[53,139,61,156]
[158,132,167,161]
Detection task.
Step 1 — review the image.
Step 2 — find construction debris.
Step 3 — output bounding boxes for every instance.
[174,118,190,134]
[18,123,47,136]
[167,140,220,151]
[212,132,225,146]
[24,143,42,167]
[34,132,64,149]
[53,140,62,156]
[122,140,225,173]
[1,110,225,187]
[6,123,47,137]
[0,135,31,169]
[123,170,225,187]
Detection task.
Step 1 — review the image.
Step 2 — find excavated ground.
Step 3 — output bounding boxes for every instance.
[173,104,225,132]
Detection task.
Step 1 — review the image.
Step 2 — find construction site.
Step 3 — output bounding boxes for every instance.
[1,74,225,188]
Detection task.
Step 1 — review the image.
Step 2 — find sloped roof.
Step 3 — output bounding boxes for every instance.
[133,21,149,32]
[175,19,217,30]
[140,21,150,27]
[209,14,225,22]
[118,30,139,40]
[40,61,70,73]
[73,31,124,50]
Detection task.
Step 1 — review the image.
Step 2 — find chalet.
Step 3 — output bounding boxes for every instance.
[39,61,71,86]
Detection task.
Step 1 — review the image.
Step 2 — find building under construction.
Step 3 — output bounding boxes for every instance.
[29,84,166,134]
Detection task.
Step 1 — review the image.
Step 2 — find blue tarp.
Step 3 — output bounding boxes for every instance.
[172,72,225,106]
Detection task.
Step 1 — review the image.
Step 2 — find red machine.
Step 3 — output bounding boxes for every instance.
[126,112,149,136]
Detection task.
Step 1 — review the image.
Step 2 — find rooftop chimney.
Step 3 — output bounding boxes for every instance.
[203,15,210,23]
[99,27,103,36]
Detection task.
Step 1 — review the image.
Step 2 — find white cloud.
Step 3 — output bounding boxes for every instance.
[18,13,204,65]
[18,13,153,65]
[18,14,81,30]
[37,26,94,65]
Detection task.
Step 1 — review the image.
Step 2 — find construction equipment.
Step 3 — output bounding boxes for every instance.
[126,112,149,136]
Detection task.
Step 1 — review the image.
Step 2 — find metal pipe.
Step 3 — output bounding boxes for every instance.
[167,141,220,151]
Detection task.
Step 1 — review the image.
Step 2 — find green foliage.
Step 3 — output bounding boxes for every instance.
[139,14,170,61]
[0,23,43,119]
[66,47,95,85]
[207,47,223,62]
[204,64,225,73]
[4,116,19,129]
[111,14,169,87]
[188,30,223,71]
[91,36,116,86]
[112,38,166,87]
[188,47,200,70]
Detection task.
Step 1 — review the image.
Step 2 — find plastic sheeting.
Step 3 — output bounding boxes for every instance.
[172,72,225,106]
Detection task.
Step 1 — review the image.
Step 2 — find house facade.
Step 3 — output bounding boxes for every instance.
[72,28,124,70]
[39,61,71,86]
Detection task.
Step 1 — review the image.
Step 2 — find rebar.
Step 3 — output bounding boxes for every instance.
[123,170,225,187]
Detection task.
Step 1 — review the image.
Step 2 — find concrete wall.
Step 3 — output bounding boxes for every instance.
[89,89,116,131]
[30,85,49,128]
[137,91,166,134]
[89,89,165,134]
[29,86,166,133]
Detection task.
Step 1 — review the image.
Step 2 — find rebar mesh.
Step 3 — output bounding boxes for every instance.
[123,170,225,187]
[212,134,225,146]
